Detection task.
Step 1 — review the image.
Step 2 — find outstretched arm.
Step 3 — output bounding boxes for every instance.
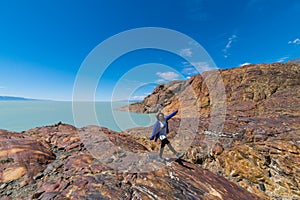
[166,109,178,121]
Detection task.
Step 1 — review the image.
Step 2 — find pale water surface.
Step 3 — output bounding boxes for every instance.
[0,101,155,132]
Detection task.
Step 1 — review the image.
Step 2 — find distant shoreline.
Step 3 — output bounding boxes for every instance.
[0,96,41,101]
[0,96,142,103]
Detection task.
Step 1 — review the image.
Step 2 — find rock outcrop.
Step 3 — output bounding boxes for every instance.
[118,80,188,113]
[120,63,299,116]
[0,130,55,185]
[0,124,260,199]
[119,62,300,199]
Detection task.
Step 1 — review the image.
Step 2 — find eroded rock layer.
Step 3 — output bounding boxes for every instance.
[0,124,259,199]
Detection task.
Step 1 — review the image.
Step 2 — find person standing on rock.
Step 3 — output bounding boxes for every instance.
[150,109,184,161]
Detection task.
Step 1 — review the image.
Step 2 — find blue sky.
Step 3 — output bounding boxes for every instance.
[0,0,299,101]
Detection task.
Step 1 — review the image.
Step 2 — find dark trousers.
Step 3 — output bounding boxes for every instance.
[161,138,170,148]
[159,138,177,158]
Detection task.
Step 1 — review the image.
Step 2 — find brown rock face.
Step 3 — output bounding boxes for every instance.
[118,80,188,113]
[0,124,259,199]
[123,63,300,116]
[0,130,55,184]
[119,62,300,199]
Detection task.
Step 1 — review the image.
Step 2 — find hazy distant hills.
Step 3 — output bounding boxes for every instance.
[288,58,300,64]
[0,96,38,101]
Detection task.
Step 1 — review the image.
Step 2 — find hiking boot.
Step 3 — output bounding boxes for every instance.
[157,157,166,162]
[176,152,184,159]
[164,157,170,161]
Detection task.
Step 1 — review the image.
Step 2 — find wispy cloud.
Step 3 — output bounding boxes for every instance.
[225,35,237,49]
[182,67,198,76]
[192,62,211,71]
[288,38,300,45]
[240,62,251,66]
[277,56,289,63]
[156,71,179,82]
[182,62,198,75]
[182,61,211,74]
[180,61,212,79]
[0,86,6,90]
[223,34,238,58]
[179,48,193,57]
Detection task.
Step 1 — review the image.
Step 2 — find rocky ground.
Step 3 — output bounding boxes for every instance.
[0,62,299,199]
[119,62,300,199]
[0,123,260,199]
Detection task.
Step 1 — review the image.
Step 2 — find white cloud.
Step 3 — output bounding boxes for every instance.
[156,71,179,81]
[181,66,198,75]
[179,48,193,57]
[181,61,212,75]
[223,34,238,58]
[226,35,237,49]
[277,56,289,63]
[192,62,211,71]
[288,38,300,45]
[240,62,251,66]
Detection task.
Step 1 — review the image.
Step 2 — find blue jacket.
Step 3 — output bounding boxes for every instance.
[150,110,178,141]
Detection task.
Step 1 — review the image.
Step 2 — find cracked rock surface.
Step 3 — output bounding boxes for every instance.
[0,124,260,199]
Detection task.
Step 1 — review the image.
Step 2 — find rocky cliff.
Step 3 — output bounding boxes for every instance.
[120,62,300,199]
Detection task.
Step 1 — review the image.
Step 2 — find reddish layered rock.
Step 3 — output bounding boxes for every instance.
[122,63,300,118]
[183,129,300,199]
[0,124,259,199]
[118,62,300,199]
[118,80,188,113]
[0,130,55,185]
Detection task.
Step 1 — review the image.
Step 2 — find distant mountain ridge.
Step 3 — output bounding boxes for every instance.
[288,58,300,64]
[0,96,38,101]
